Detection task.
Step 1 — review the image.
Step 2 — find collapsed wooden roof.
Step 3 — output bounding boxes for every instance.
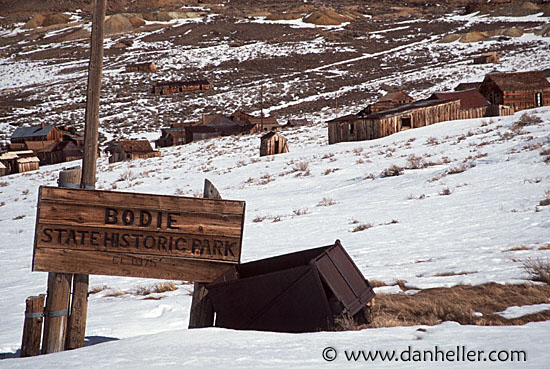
[116,140,155,153]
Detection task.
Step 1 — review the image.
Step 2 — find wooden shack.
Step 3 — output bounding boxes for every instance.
[33,141,83,165]
[360,91,414,115]
[106,140,161,163]
[16,156,40,173]
[473,52,499,64]
[328,99,460,144]
[260,132,289,157]
[156,128,188,148]
[152,80,211,95]
[10,123,64,144]
[125,62,157,73]
[230,110,279,131]
[478,71,550,112]
[427,89,505,119]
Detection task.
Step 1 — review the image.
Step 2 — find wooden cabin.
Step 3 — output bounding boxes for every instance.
[33,141,83,165]
[156,128,188,148]
[360,91,414,115]
[427,89,512,119]
[478,71,550,112]
[328,99,460,144]
[10,123,64,144]
[473,52,499,64]
[152,80,211,95]
[0,151,40,174]
[16,156,40,173]
[260,132,289,157]
[125,62,157,73]
[230,110,279,131]
[106,140,161,163]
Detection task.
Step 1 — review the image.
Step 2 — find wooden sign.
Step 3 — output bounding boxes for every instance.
[32,186,245,282]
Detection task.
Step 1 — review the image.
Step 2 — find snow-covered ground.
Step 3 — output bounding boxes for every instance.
[0,106,549,367]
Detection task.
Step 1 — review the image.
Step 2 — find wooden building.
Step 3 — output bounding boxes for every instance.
[34,141,83,165]
[473,52,499,64]
[231,110,279,131]
[478,71,550,112]
[0,151,40,174]
[10,123,64,144]
[360,91,414,115]
[427,89,506,119]
[125,62,157,73]
[152,80,211,95]
[260,132,289,157]
[156,127,188,148]
[106,140,161,163]
[328,99,460,144]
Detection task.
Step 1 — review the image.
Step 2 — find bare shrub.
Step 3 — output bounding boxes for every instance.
[364,172,376,180]
[353,147,364,155]
[352,223,373,232]
[293,208,309,216]
[317,197,337,206]
[136,282,177,296]
[406,154,425,169]
[426,137,439,146]
[89,285,109,294]
[0,181,8,187]
[447,164,467,175]
[13,215,25,220]
[523,258,550,285]
[502,245,532,252]
[540,189,550,206]
[439,187,452,196]
[380,164,403,178]
[258,173,274,185]
[516,112,543,127]
[253,215,267,223]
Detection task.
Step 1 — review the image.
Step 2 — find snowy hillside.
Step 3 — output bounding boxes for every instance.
[1,106,550,367]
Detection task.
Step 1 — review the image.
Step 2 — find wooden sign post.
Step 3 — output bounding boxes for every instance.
[32,186,245,281]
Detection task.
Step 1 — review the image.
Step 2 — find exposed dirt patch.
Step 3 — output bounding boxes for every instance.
[367,283,550,328]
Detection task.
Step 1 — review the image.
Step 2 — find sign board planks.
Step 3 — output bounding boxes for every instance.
[33,186,245,282]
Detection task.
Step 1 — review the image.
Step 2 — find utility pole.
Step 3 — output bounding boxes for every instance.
[67,0,106,350]
[260,86,264,132]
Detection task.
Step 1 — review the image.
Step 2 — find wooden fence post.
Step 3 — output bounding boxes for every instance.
[188,179,220,329]
[41,167,82,354]
[41,273,72,354]
[20,294,45,357]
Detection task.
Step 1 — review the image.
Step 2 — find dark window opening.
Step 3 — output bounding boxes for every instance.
[349,123,355,135]
[274,139,279,153]
[401,117,412,130]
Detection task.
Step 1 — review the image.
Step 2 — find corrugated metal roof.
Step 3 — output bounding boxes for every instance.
[11,124,54,139]
[485,71,550,91]
[429,90,489,110]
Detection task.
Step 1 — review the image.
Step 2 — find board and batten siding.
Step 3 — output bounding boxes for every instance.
[328,100,460,144]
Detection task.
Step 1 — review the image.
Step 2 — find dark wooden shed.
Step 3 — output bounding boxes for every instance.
[106,140,161,163]
[478,71,550,112]
[328,99,460,144]
[260,132,289,157]
[206,241,375,333]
